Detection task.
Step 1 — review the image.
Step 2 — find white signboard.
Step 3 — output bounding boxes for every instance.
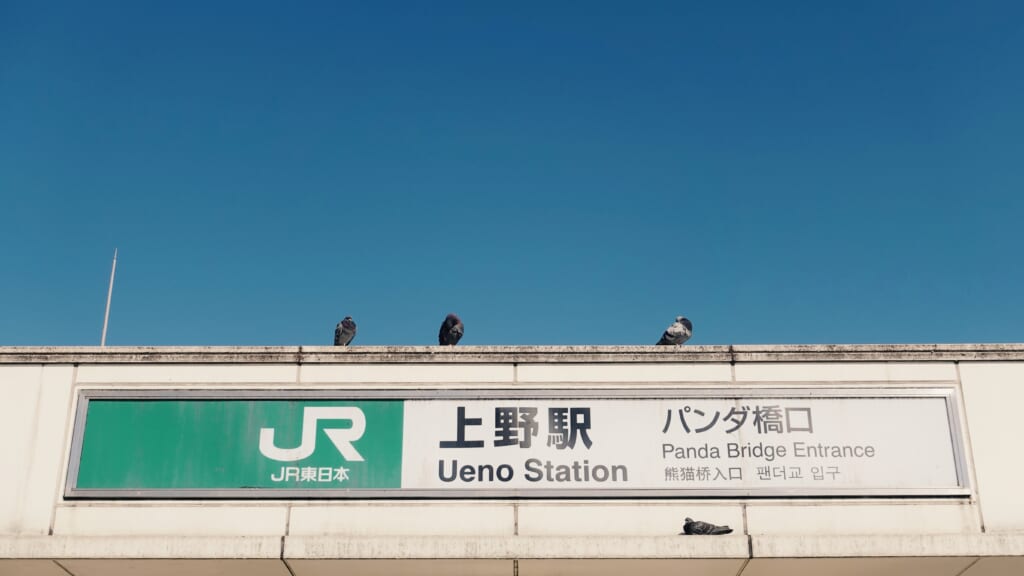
[401,390,967,496]
[65,387,968,499]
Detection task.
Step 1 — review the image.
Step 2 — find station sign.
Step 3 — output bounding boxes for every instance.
[65,388,970,498]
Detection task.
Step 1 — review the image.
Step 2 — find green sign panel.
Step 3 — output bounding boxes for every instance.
[73,398,404,492]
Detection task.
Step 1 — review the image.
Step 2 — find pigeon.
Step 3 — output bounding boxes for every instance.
[334,316,357,346]
[438,313,464,346]
[680,517,733,535]
[657,316,693,345]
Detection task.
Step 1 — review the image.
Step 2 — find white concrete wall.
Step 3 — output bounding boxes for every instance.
[0,365,73,535]
[0,347,1021,575]
[959,362,1024,531]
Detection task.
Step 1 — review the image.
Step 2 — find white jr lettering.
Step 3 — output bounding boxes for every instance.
[259,407,366,462]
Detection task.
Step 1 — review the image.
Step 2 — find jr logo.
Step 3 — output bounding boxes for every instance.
[259,407,366,462]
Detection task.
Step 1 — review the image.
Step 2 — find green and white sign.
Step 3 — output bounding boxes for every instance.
[65,388,970,498]
[73,398,403,492]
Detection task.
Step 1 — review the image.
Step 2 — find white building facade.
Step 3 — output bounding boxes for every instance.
[2,344,1023,576]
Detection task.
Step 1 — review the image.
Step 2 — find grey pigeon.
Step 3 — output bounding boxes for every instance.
[334,316,357,346]
[438,313,464,346]
[681,517,733,535]
[657,316,692,345]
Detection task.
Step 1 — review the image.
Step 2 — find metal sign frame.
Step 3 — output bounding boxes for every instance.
[65,386,971,499]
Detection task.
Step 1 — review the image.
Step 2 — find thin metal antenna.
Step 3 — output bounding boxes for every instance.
[101,248,117,346]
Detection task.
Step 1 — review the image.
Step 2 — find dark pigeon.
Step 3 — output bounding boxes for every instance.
[334,316,357,346]
[439,313,464,346]
[681,517,733,535]
[657,316,693,345]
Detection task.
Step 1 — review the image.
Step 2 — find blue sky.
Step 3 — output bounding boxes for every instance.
[1,1,1021,346]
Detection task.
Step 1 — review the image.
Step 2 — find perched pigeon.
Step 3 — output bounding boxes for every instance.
[657,316,693,345]
[334,316,357,346]
[680,517,733,535]
[438,313,464,346]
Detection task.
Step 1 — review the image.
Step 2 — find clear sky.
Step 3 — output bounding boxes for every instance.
[1,1,1021,346]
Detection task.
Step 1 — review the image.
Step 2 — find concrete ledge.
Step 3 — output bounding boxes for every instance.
[752,533,1024,558]
[516,503,742,537]
[0,536,282,559]
[6,534,1024,563]
[59,559,291,576]
[744,502,981,535]
[288,505,515,536]
[301,346,735,364]
[53,506,290,537]
[0,347,302,365]
[730,344,1024,362]
[2,535,747,561]
[0,346,730,364]
[284,536,750,559]
[4,344,1023,365]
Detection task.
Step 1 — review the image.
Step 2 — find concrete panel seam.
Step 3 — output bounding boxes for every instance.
[741,502,748,536]
[954,557,982,576]
[955,360,987,533]
[50,365,78,536]
[14,367,46,534]
[733,557,750,576]
[514,503,519,536]
[279,535,294,576]
[52,559,74,576]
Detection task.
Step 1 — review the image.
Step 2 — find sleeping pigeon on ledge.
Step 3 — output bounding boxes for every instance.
[680,517,733,535]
